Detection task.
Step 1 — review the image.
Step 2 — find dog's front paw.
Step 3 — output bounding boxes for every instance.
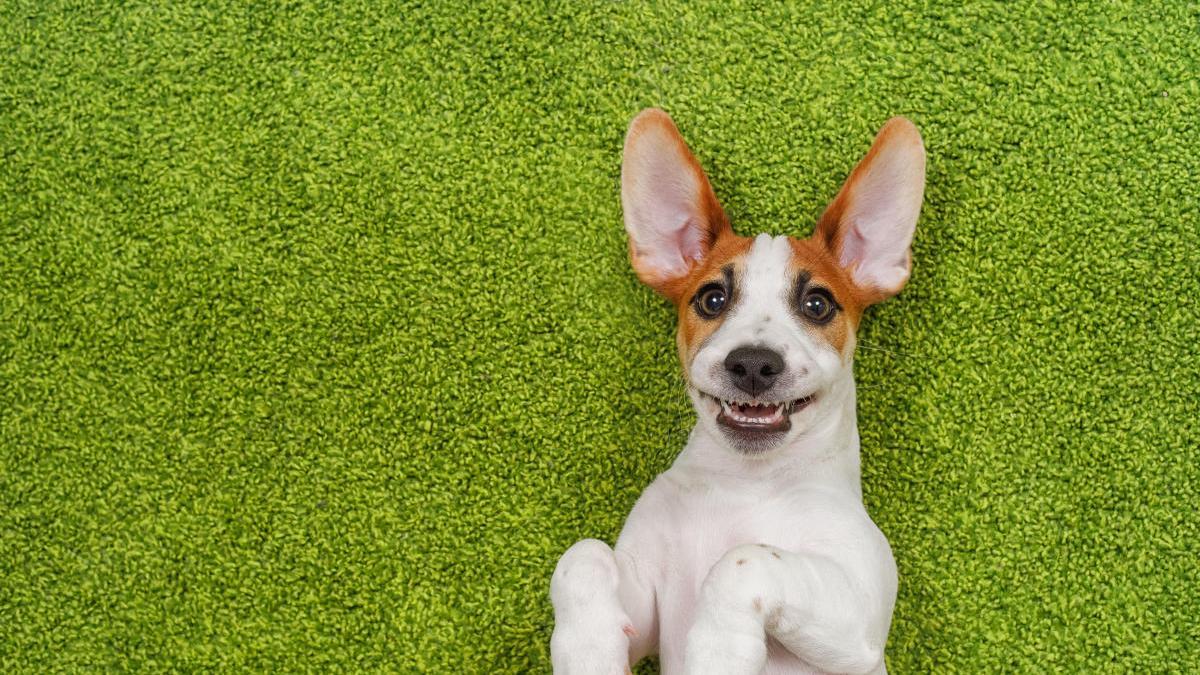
[551,539,635,675]
[550,596,635,675]
[550,625,634,675]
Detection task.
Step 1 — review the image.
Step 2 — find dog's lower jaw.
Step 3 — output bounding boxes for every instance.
[688,388,787,456]
[682,377,863,486]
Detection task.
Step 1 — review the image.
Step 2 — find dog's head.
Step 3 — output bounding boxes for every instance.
[621,109,925,455]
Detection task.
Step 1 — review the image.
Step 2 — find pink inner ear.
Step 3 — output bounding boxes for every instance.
[838,160,922,293]
[633,211,705,280]
[839,223,868,269]
[821,117,925,298]
[622,109,730,289]
[625,160,709,278]
[671,215,707,264]
[841,217,913,293]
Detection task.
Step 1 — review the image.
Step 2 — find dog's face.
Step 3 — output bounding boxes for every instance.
[621,110,925,454]
[671,232,868,453]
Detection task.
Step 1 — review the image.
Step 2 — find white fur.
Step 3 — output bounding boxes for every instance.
[551,234,896,674]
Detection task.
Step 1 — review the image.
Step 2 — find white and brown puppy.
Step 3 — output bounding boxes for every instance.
[551,109,925,675]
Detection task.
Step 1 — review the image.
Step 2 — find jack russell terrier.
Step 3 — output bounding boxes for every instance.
[550,109,925,675]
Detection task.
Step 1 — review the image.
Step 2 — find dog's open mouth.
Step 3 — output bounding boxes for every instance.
[706,394,816,434]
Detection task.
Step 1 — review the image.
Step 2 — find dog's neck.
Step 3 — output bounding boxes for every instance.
[674,369,863,498]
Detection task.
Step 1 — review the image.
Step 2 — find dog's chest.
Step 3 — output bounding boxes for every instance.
[641,473,855,672]
[652,470,851,561]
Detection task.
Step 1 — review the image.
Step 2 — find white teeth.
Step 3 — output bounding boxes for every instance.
[719,400,785,425]
[711,392,816,421]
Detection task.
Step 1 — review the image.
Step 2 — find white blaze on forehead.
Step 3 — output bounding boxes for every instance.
[739,234,794,308]
[686,232,845,408]
[702,233,831,372]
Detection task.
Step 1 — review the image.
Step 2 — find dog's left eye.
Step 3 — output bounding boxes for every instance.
[800,288,836,324]
[694,284,728,319]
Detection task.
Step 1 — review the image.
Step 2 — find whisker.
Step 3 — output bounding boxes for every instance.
[856,340,921,359]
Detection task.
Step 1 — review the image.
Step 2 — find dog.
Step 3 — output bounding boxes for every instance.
[550,109,925,675]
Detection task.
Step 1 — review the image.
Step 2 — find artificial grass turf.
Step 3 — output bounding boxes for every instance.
[2,0,1199,671]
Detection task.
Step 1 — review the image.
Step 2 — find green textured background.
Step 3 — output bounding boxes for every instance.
[2,0,1198,671]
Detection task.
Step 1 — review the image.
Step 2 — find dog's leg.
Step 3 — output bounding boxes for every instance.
[684,543,892,675]
[550,538,657,674]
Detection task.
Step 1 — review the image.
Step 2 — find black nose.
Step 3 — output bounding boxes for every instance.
[724,346,785,397]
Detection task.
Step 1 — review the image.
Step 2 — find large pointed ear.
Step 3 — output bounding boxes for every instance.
[815,117,926,304]
[621,108,731,299]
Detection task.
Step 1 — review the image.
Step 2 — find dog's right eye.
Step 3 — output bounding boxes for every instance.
[694,285,728,319]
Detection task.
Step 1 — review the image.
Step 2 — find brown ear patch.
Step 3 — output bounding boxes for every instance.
[673,231,753,367]
[813,117,925,304]
[788,236,868,357]
[623,109,732,297]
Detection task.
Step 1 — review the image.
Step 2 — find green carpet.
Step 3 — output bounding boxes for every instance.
[2,0,1198,671]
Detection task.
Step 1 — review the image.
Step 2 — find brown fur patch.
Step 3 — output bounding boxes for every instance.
[673,231,753,368]
[786,237,868,357]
